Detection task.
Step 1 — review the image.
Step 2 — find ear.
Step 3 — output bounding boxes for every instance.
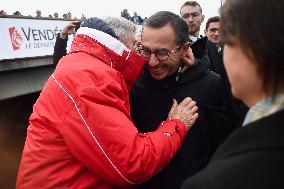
[202,15,205,23]
[204,29,208,36]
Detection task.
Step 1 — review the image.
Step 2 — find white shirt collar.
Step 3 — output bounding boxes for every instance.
[189,34,202,43]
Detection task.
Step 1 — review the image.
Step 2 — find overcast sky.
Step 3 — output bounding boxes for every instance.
[1,0,222,33]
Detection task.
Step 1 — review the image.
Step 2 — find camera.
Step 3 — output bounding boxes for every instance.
[75,21,82,32]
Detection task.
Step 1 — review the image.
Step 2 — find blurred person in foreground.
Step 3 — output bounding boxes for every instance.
[16,17,198,188]
[182,0,284,188]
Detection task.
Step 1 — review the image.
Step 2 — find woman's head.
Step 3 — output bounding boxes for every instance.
[220,0,284,101]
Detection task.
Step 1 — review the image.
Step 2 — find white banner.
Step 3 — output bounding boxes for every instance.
[0,17,74,60]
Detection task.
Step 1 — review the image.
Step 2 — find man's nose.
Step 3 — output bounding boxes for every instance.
[148,53,160,67]
[215,29,219,35]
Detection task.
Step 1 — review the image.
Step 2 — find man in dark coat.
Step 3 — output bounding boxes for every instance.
[130,11,233,189]
[180,1,247,129]
[181,0,284,188]
[205,16,248,128]
[131,11,143,25]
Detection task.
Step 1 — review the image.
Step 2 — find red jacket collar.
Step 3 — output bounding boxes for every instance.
[69,27,145,90]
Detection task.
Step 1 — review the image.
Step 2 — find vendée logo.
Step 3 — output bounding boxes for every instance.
[9,27,23,51]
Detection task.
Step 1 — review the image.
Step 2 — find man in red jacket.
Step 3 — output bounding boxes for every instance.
[16,17,198,188]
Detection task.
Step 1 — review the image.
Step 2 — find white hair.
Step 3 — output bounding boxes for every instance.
[102,16,136,43]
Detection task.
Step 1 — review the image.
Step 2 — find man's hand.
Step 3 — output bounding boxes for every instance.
[60,20,81,39]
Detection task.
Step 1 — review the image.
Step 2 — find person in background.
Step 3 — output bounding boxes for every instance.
[17,16,198,189]
[81,14,87,20]
[205,15,248,128]
[182,0,284,188]
[121,8,131,20]
[204,16,221,51]
[53,12,59,19]
[131,11,143,25]
[0,9,7,16]
[35,9,42,18]
[181,1,247,129]
[180,1,204,43]
[13,11,23,17]
[131,11,229,189]
[67,12,72,19]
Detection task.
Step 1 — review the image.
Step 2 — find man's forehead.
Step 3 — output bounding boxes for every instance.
[141,25,176,45]
[208,21,220,28]
[181,5,202,14]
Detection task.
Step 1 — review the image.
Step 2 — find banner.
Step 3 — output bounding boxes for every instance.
[0,17,74,60]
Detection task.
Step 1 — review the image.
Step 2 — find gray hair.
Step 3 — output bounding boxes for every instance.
[103,16,136,43]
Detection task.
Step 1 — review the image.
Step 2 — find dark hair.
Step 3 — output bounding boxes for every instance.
[220,0,284,95]
[80,17,117,38]
[205,16,220,30]
[13,11,21,16]
[143,11,189,48]
[180,1,203,14]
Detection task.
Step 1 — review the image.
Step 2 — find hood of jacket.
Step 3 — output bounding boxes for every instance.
[69,27,145,90]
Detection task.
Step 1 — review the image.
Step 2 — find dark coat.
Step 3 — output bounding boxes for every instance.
[206,40,248,127]
[181,109,284,189]
[131,15,143,25]
[130,38,234,189]
[53,35,68,65]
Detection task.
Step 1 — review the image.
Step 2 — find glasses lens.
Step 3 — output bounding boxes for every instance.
[156,49,170,61]
[140,46,177,61]
[141,49,151,59]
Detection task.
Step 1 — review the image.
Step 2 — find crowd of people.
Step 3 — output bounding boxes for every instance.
[0,8,145,24]
[12,0,284,188]
[0,9,86,20]
[121,9,145,25]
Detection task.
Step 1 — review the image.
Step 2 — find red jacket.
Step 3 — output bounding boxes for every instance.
[16,27,188,189]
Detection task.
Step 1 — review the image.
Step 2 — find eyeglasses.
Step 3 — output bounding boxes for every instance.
[207,28,220,34]
[138,45,180,61]
[181,12,201,19]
